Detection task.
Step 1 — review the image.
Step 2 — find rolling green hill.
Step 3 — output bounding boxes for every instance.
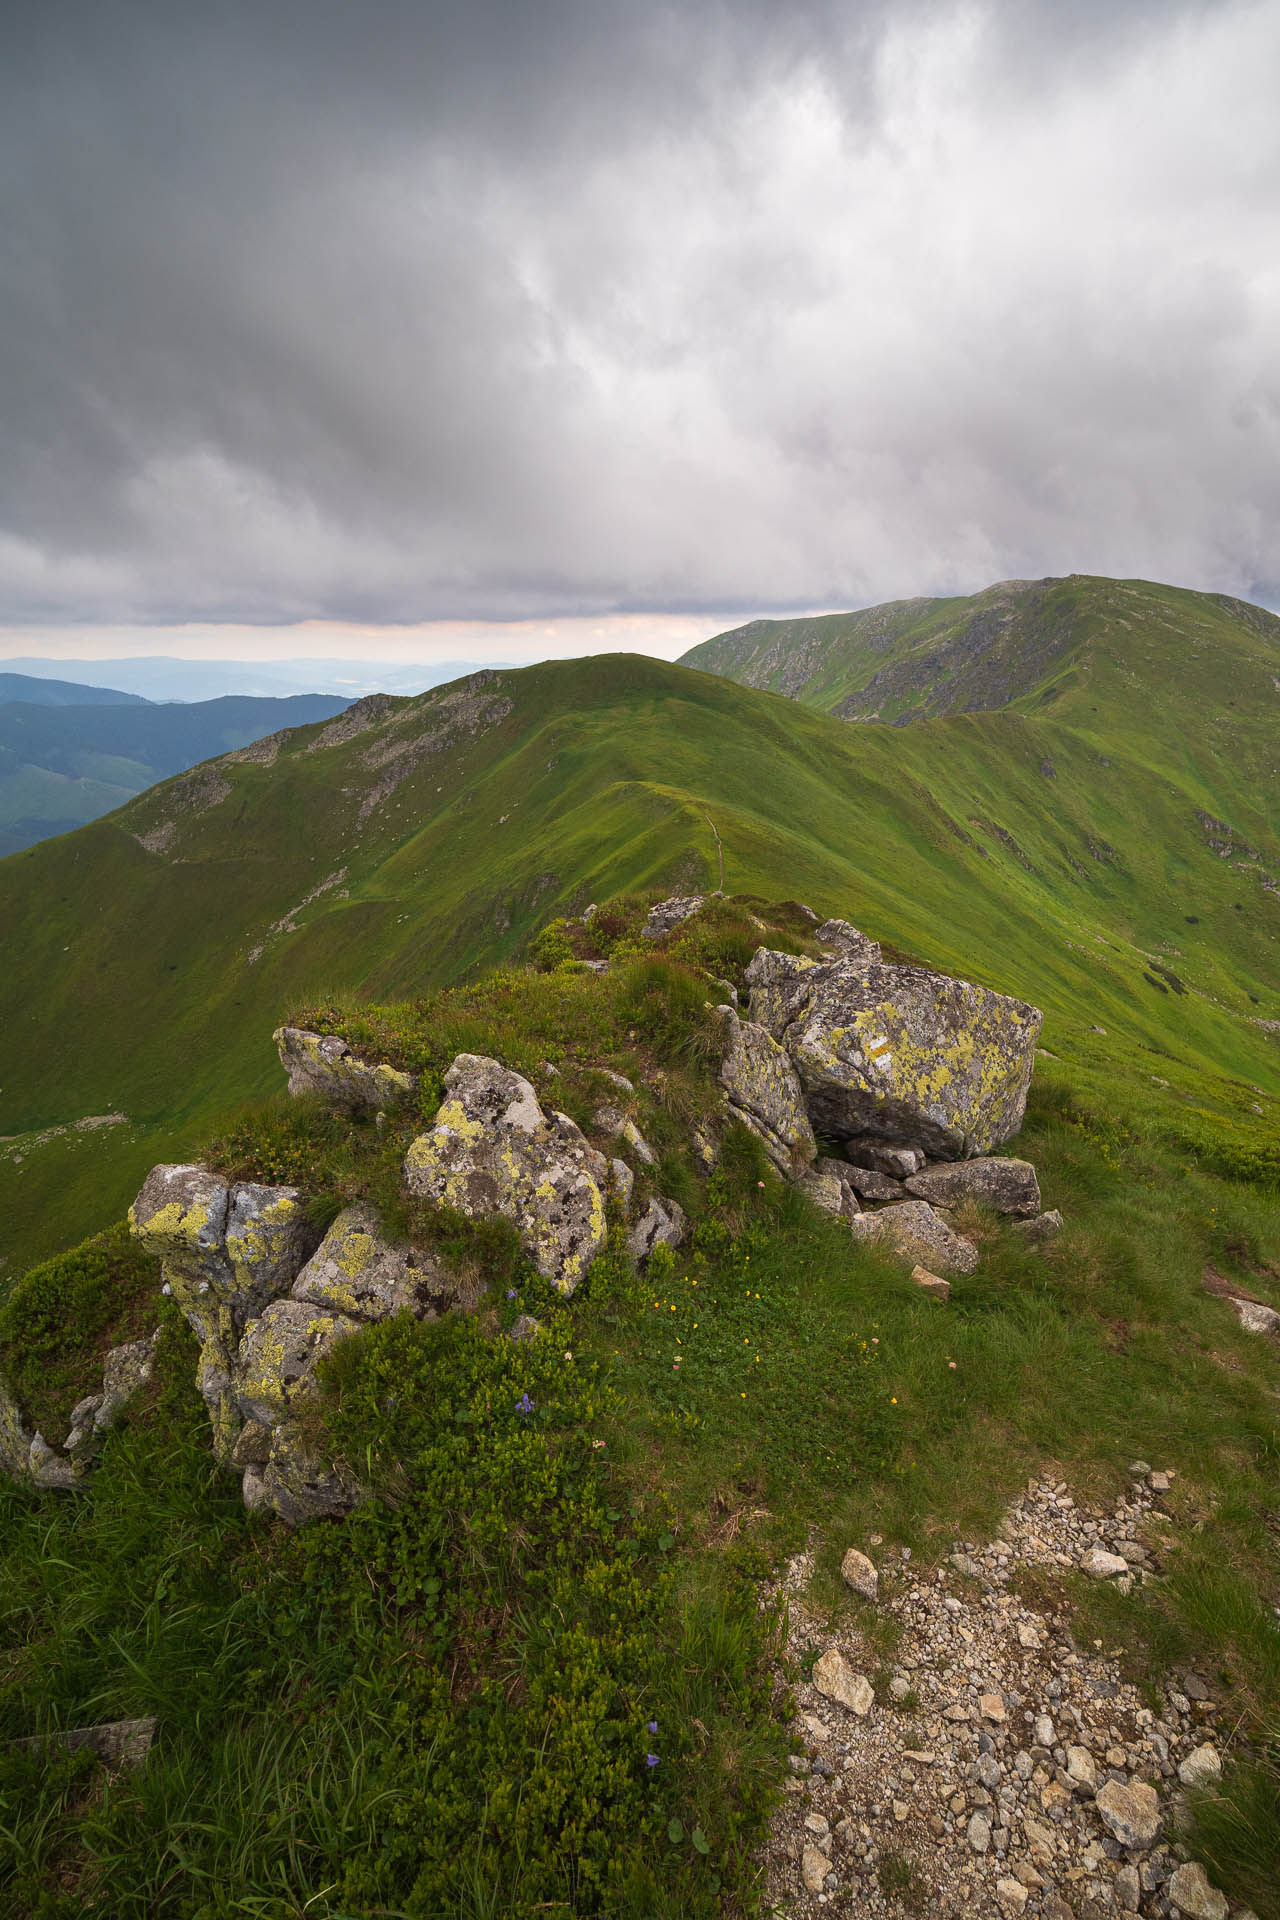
[0,690,348,854]
[2,607,1278,1276]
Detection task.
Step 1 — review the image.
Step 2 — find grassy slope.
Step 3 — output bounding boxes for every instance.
[3,638,1278,1272]
[3,908,1277,1917]
[680,572,1280,732]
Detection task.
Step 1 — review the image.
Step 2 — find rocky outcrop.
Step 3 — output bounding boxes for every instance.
[745,947,1042,1160]
[815,919,881,963]
[905,1156,1041,1217]
[130,1165,320,1459]
[274,1026,418,1112]
[642,894,707,939]
[629,1195,688,1264]
[849,1199,979,1275]
[718,1005,817,1176]
[404,1055,609,1294]
[1,1329,159,1490]
[229,1205,469,1522]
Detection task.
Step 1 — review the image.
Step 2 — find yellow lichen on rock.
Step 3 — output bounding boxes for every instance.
[404,1055,609,1294]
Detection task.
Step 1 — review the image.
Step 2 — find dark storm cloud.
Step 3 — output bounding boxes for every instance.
[1,0,1276,624]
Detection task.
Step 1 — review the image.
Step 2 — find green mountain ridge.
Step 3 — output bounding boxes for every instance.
[3,597,1279,1274]
[679,573,1280,737]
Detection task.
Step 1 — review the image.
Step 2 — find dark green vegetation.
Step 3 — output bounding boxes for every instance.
[0,688,346,854]
[3,574,1279,1275]
[2,909,1279,1915]
[0,1223,160,1441]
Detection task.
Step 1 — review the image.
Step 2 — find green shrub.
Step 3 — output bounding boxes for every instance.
[0,1222,161,1440]
[529,917,576,972]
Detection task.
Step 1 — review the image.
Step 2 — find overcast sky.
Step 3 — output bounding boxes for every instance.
[2,0,1277,667]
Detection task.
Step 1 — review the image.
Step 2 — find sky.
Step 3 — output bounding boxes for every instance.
[2,0,1277,678]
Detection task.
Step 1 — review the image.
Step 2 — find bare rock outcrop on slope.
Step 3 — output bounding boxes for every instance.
[275,1026,418,1111]
[718,1004,818,1176]
[404,1054,609,1295]
[745,944,1042,1160]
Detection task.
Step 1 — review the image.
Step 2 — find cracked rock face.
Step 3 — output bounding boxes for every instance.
[745,948,1042,1160]
[291,1204,461,1322]
[906,1157,1042,1218]
[404,1054,609,1295]
[718,1004,818,1176]
[231,1205,476,1523]
[849,1199,979,1276]
[274,1025,418,1112]
[130,1164,320,1458]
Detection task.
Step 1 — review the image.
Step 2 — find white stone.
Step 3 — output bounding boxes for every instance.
[840,1546,879,1602]
[1167,1862,1228,1920]
[1080,1547,1128,1579]
[997,1878,1029,1913]
[812,1648,874,1716]
[1232,1299,1280,1335]
[1178,1743,1223,1789]
[801,1844,830,1894]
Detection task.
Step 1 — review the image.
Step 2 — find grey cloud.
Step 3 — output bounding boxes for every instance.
[1,0,1276,625]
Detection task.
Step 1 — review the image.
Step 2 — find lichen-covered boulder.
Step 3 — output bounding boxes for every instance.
[1013,1209,1063,1245]
[642,895,706,939]
[905,1157,1041,1217]
[849,1199,979,1275]
[28,1433,79,1490]
[130,1166,315,1341]
[0,1373,34,1481]
[404,1055,609,1294]
[130,1164,319,1459]
[242,1423,361,1527]
[228,1206,478,1521]
[274,1025,418,1112]
[745,948,1042,1160]
[628,1195,688,1264]
[236,1299,362,1427]
[718,1005,817,1176]
[816,919,881,963]
[291,1205,460,1321]
[128,1164,232,1303]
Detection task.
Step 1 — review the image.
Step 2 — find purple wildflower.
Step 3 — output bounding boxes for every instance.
[646,1753,659,1768]
[507,1289,518,1299]
[647,1720,658,1733]
[515,1392,535,1415]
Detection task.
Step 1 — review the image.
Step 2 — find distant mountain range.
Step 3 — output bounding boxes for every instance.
[0,675,350,853]
[0,656,494,703]
[0,672,151,708]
